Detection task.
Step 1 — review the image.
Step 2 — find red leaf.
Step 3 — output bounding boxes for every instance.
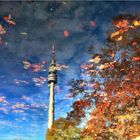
[63,30,70,37]
[89,21,96,27]
[3,14,16,26]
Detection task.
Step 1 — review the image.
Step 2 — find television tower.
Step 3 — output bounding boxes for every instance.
[48,46,57,129]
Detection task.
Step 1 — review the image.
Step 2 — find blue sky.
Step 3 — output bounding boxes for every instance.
[0,1,140,140]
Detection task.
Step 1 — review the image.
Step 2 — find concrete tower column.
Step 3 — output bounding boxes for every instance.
[48,82,54,129]
[48,46,57,130]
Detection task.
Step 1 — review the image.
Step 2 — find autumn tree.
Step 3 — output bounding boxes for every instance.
[46,118,81,140]
[67,14,140,139]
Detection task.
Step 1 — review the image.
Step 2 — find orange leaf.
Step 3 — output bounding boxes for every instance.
[64,30,70,37]
[132,57,140,61]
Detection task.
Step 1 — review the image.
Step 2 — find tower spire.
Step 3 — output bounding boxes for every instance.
[48,45,57,130]
[52,44,55,64]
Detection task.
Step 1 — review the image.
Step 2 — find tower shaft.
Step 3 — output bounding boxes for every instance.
[48,82,54,129]
[48,46,57,130]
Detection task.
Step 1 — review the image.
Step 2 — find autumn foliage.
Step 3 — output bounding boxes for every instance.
[46,118,81,140]
[67,14,140,139]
